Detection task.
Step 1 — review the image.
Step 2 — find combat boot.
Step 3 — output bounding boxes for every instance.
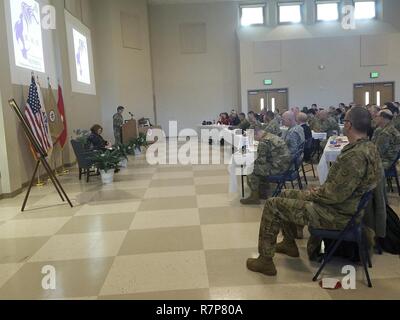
[246,256,277,276]
[276,239,300,258]
[240,191,261,205]
[259,184,270,200]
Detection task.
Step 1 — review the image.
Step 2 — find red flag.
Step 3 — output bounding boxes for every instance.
[57,85,67,148]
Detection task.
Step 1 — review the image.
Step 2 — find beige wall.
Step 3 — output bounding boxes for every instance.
[239,0,400,112]
[92,0,155,143]
[149,1,240,134]
[0,0,102,196]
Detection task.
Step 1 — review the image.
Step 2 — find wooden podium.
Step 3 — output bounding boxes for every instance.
[122,119,138,144]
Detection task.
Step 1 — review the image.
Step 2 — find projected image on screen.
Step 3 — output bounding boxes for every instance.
[73,28,91,84]
[10,0,45,72]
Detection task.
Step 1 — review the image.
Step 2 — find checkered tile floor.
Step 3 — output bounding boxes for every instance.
[0,142,399,300]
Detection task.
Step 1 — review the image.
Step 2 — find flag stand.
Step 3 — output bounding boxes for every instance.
[60,148,70,175]
[9,99,73,212]
[35,163,46,186]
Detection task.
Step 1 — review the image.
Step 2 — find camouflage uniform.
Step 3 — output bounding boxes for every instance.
[308,115,319,132]
[263,119,282,137]
[282,125,305,156]
[234,119,251,131]
[393,116,400,133]
[247,132,291,192]
[372,124,400,170]
[249,119,263,130]
[113,113,124,144]
[275,113,282,125]
[257,138,383,258]
[317,117,340,138]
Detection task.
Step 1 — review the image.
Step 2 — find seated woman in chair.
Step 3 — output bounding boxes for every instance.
[88,125,111,151]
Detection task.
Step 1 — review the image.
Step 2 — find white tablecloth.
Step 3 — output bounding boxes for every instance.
[312,131,327,141]
[317,137,349,185]
[197,125,229,144]
[229,146,258,193]
[197,125,253,150]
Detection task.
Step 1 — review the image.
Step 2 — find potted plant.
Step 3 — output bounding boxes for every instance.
[130,133,148,156]
[113,143,132,168]
[91,149,121,184]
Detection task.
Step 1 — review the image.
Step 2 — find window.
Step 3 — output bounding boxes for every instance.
[240,5,265,26]
[354,1,376,20]
[316,2,339,22]
[279,3,302,24]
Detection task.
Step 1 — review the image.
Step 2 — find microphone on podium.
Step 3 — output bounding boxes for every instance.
[129,112,134,119]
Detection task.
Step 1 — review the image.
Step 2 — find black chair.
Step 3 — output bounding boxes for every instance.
[310,191,374,288]
[385,151,400,196]
[302,138,316,184]
[70,140,98,183]
[310,138,323,162]
[267,144,305,197]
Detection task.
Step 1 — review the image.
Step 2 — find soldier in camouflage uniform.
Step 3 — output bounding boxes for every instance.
[372,110,400,170]
[315,110,340,138]
[307,110,319,131]
[263,111,282,137]
[113,106,125,144]
[230,113,251,131]
[281,111,305,156]
[247,107,383,276]
[248,111,263,130]
[240,129,291,205]
[392,107,400,133]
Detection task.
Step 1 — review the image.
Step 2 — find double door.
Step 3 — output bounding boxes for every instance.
[354,82,394,107]
[248,89,288,114]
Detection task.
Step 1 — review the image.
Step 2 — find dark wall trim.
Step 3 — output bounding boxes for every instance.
[0,162,76,200]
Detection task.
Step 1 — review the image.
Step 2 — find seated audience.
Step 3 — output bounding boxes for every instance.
[297,112,312,141]
[372,110,400,170]
[274,109,282,125]
[263,111,282,137]
[240,128,291,205]
[218,113,230,125]
[297,112,313,162]
[229,113,250,131]
[367,105,381,139]
[229,113,241,126]
[88,125,110,150]
[248,111,263,130]
[282,111,305,156]
[315,110,340,138]
[246,107,384,276]
[384,102,400,132]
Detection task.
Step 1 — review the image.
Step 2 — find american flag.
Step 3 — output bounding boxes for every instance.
[25,76,53,155]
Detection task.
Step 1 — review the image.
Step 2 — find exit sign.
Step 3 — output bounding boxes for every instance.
[370,72,380,79]
[264,79,273,86]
